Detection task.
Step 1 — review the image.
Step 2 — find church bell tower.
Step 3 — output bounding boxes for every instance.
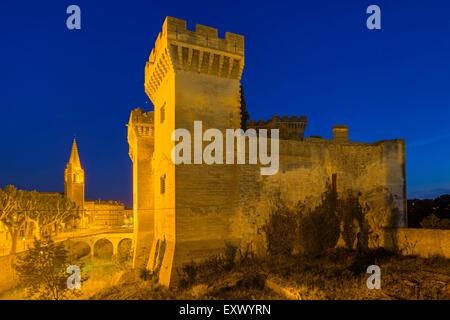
[64,138,85,210]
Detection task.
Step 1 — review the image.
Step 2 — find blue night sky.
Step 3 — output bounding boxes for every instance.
[1,0,450,206]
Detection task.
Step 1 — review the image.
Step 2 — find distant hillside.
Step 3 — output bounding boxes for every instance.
[408,188,450,200]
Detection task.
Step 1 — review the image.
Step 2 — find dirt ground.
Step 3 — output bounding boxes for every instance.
[92,249,450,300]
[2,249,449,300]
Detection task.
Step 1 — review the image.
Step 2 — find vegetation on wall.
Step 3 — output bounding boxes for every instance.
[264,184,370,257]
[264,203,298,256]
[298,185,341,255]
[340,191,368,250]
[177,243,239,288]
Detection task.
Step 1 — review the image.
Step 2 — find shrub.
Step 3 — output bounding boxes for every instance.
[265,183,341,257]
[420,214,450,229]
[178,260,200,288]
[264,203,298,256]
[349,248,394,275]
[14,238,86,300]
[223,243,237,271]
[138,268,153,281]
[340,191,368,251]
[114,248,133,271]
[177,243,241,288]
[303,184,341,254]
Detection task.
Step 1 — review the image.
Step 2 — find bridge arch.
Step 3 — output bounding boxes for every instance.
[93,238,114,259]
[62,230,134,260]
[69,241,92,259]
[117,238,133,257]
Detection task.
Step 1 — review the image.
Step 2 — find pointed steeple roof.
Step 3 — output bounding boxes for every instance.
[68,138,82,168]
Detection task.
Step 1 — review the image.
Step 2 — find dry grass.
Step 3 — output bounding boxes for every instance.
[263,249,450,300]
[90,248,450,300]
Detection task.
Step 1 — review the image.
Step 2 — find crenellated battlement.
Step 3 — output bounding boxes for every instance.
[129,108,154,126]
[127,108,154,149]
[127,109,154,170]
[145,17,245,103]
[162,17,244,55]
[248,115,308,140]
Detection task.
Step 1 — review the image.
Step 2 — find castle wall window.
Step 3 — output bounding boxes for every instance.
[160,175,166,194]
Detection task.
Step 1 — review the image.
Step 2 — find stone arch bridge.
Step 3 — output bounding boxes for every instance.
[59,229,134,258]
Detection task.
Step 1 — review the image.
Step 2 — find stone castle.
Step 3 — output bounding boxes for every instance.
[127,17,407,286]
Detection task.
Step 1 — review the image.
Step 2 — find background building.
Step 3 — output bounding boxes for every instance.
[64,139,131,230]
[85,200,130,228]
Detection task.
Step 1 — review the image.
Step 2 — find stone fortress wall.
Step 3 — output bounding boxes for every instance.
[232,132,407,255]
[129,17,408,287]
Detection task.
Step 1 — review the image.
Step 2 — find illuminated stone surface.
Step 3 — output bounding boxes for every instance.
[129,17,407,287]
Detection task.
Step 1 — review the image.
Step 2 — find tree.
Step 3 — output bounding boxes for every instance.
[1,186,79,254]
[51,194,78,235]
[298,183,341,255]
[0,186,36,254]
[28,193,77,238]
[0,186,17,253]
[408,195,450,228]
[264,202,298,256]
[420,213,450,230]
[240,85,250,130]
[14,237,85,300]
[340,191,368,251]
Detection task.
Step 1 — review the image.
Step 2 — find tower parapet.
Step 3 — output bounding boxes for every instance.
[248,115,307,140]
[128,109,154,161]
[332,125,349,143]
[127,108,155,268]
[145,16,245,103]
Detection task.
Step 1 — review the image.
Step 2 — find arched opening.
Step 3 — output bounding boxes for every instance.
[116,238,133,268]
[93,239,114,259]
[68,241,91,260]
[117,238,133,257]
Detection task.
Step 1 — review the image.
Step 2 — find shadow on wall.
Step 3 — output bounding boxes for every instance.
[382,196,403,254]
[264,182,401,256]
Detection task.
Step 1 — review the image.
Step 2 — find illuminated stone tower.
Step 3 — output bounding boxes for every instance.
[64,139,85,210]
[142,17,244,286]
[127,109,154,268]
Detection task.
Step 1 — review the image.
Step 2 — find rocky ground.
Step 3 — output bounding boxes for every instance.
[92,248,450,300]
[3,248,447,300]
